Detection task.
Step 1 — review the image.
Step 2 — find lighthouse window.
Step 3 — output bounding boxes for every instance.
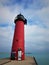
[16,40,18,42]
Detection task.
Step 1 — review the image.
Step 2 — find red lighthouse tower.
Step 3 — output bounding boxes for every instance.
[11,14,27,60]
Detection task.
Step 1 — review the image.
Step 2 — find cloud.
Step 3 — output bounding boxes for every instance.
[0,0,49,53]
[25,25,49,42]
[25,25,49,52]
[0,0,49,27]
[0,26,14,52]
[34,7,49,28]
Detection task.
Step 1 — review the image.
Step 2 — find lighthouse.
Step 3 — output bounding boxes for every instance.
[11,14,27,60]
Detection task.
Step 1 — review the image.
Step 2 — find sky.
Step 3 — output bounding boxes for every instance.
[0,0,49,53]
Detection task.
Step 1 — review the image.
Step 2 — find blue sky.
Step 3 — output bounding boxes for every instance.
[0,0,49,53]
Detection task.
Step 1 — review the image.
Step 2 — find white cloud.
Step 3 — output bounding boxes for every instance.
[0,0,49,27]
[34,7,49,27]
[25,25,49,52]
[41,0,49,6]
[0,0,49,52]
[25,25,49,42]
[0,26,14,52]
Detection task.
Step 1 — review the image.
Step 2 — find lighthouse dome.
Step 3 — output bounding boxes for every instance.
[14,14,27,24]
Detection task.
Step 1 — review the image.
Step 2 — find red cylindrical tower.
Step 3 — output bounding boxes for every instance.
[11,14,27,60]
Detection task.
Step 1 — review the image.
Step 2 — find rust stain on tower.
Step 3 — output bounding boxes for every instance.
[11,14,27,60]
